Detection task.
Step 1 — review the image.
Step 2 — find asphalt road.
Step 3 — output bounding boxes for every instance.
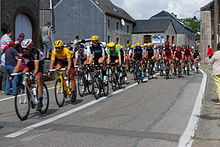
[0,73,203,147]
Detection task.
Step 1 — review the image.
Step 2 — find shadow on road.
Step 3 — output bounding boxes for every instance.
[199,114,220,120]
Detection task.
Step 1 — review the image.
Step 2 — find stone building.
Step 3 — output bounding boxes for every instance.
[136,11,195,46]
[201,0,220,52]
[40,0,135,45]
[0,0,39,45]
[132,19,176,45]
[200,1,214,62]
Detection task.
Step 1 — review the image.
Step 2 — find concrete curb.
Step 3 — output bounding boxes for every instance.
[178,69,208,147]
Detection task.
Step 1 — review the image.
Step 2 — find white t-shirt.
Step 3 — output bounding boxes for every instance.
[0,34,12,51]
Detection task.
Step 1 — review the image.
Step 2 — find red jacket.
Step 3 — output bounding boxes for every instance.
[207,48,214,56]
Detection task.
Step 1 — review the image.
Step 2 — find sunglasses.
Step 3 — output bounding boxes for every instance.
[55,47,62,50]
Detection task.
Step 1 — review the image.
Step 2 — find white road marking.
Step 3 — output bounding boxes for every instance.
[178,69,207,147]
[5,79,145,138]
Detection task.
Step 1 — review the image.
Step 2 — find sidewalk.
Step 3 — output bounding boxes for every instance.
[192,64,220,146]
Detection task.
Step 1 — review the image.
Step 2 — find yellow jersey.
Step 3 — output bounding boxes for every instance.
[51,48,73,60]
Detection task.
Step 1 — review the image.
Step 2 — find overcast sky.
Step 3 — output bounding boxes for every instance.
[111,0,212,19]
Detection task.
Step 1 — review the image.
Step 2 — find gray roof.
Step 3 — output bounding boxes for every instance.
[201,1,214,11]
[91,0,135,23]
[150,10,194,33]
[132,19,173,34]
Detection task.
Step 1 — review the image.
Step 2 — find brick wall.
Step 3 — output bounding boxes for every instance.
[1,0,39,46]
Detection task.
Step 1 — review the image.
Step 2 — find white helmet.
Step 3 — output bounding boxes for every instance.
[21,39,33,49]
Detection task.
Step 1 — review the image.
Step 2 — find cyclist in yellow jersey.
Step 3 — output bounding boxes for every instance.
[50,40,77,100]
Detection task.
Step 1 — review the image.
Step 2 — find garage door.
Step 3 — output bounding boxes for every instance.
[15,13,33,39]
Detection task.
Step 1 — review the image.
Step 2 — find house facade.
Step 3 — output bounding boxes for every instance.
[0,0,39,45]
[51,0,135,45]
[147,11,195,46]
[132,19,177,45]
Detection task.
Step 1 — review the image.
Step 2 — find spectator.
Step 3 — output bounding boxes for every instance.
[15,33,25,54]
[41,22,52,59]
[207,45,214,59]
[4,41,18,96]
[0,46,8,94]
[73,35,80,49]
[0,29,13,55]
[210,42,220,105]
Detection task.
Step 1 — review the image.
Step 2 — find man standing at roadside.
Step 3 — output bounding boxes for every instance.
[0,29,13,56]
[41,22,52,60]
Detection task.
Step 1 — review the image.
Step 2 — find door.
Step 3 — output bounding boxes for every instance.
[15,13,33,39]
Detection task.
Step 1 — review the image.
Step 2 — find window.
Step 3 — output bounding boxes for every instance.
[172,36,175,44]
[116,38,119,44]
[166,35,170,42]
[116,22,119,30]
[108,19,110,28]
[144,35,152,43]
[127,25,129,33]
[108,36,111,43]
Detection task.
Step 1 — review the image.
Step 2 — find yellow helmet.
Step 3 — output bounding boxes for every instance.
[146,43,153,47]
[130,45,136,48]
[116,44,123,50]
[54,40,64,48]
[90,35,99,41]
[136,42,142,47]
[106,42,116,48]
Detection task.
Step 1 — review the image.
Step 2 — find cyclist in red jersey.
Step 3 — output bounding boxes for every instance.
[183,44,193,70]
[173,46,184,72]
[162,41,174,73]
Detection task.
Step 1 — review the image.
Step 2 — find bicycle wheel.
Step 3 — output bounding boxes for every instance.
[39,83,49,114]
[103,76,109,96]
[14,85,30,121]
[77,73,86,97]
[186,63,190,76]
[54,78,65,107]
[111,73,117,91]
[87,73,94,94]
[165,61,170,80]
[93,76,101,99]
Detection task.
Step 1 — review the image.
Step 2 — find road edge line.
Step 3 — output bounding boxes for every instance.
[178,69,207,147]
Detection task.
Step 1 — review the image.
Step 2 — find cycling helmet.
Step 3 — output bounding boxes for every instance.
[177,46,181,49]
[165,41,169,46]
[186,44,190,47]
[136,42,142,47]
[106,42,116,48]
[54,40,64,48]
[146,43,153,47]
[21,39,33,49]
[116,44,123,50]
[90,35,99,41]
[130,45,136,48]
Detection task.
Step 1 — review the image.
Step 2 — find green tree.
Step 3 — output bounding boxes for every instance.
[180,17,200,41]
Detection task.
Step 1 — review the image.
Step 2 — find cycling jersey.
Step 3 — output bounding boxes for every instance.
[163,47,172,59]
[107,47,120,63]
[75,49,89,59]
[154,47,163,56]
[146,48,154,59]
[120,49,125,63]
[51,47,73,60]
[192,50,200,59]
[90,43,105,64]
[134,47,143,60]
[184,49,191,57]
[21,48,44,73]
[174,50,183,59]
